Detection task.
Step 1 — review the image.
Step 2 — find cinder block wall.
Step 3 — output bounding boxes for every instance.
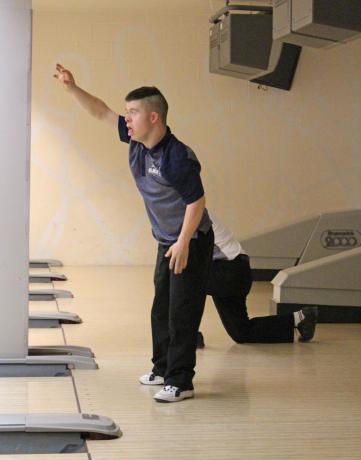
[30,3,361,264]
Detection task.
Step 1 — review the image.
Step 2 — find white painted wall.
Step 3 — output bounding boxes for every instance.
[30,3,361,265]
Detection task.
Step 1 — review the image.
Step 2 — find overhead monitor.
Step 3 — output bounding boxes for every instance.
[210,11,282,80]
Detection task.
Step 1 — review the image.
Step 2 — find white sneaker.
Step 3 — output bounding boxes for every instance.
[139,372,164,386]
[154,385,194,403]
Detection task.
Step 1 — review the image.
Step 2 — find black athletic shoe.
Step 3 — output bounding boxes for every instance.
[197,331,205,349]
[297,306,318,342]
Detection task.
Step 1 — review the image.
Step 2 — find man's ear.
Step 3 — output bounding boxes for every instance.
[150,111,159,124]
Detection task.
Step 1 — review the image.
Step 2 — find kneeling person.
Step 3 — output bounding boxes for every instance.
[202,212,318,345]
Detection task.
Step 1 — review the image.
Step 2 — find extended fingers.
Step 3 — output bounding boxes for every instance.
[166,245,188,274]
[53,65,63,79]
[174,258,182,274]
[56,63,65,72]
[174,254,187,275]
[169,254,175,271]
[53,63,68,79]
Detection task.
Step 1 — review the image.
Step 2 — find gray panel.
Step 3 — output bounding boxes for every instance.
[241,210,361,271]
[240,215,319,259]
[29,319,61,328]
[209,22,220,73]
[275,246,361,290]
[276,30,334,48]
[0,352,98,376]
[0,0,31,6]
[29,289,74,300]
[0,413,121,438]
[273,286,361,306]
[0,432,85,454]
[299,209,361,264]
[27,413,121,438]
[273,0,291,39]
[272,247,361,306]
[294,0,361,41]
[0,0,32,359]
[29,311,82,328]
[29,272,67,283]
[292,0,313,28]
[0,412,121,453]
[29,345,93,357]
[274,0,361,47]
[248,256,298,270]
[29,259,63,268]
[0,364,70,377]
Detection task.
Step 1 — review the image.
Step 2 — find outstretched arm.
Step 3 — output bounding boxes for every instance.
[53,63,118,127]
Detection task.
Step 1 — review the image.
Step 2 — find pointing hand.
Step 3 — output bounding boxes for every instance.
[53,63,75,90]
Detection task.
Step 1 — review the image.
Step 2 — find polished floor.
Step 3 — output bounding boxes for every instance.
[1,266,361,459]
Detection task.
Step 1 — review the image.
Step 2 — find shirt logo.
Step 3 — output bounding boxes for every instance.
[148,162,162,177]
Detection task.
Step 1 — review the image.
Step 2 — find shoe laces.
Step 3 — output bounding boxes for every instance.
[163,385,178,394]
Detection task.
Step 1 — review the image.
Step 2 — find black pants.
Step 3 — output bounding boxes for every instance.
[151,228,214,390]
[206,255,295,343]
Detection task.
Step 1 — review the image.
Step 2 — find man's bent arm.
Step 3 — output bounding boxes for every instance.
[178,195,206,246]
[166,195,206,274]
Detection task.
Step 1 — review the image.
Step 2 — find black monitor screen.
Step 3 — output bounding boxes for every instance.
[251,43,302,91]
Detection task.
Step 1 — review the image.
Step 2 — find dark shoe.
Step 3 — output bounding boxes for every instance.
[197,331,205,349]
[297,306,318,342]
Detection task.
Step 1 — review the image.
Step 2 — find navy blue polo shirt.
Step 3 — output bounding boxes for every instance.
[118,116,211,244]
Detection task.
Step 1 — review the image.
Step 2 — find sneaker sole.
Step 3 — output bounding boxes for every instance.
[139,379,164,386]
[154,390,194,403]
[139,376,164,386]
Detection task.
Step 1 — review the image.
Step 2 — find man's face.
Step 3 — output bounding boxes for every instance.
[125,99,152,143]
